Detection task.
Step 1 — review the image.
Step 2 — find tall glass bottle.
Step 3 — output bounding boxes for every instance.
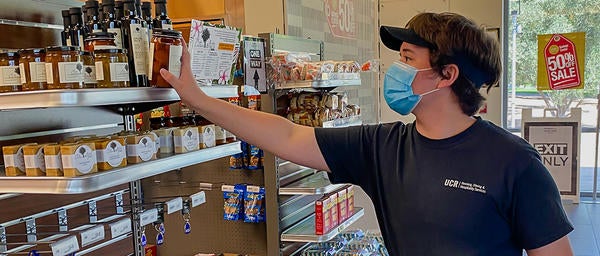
[141,2,153,29]
[85,0,103,34]
[121,0,149,87]
[61,10,72,46]
[69,7,85,48]
[102,0,123,49]
[115,1,124,21]
[153,0,172,29]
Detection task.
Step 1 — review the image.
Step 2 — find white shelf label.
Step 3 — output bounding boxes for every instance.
[80,225,105,247]
[166,197,183,214]
[50,235,79,256]
[110,218,132,238]
[190,191,206,208]
[139,208,158,226]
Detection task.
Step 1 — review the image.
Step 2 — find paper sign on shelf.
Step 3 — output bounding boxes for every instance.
[166,197,183,214]
[190,191,206,208]
[80,225,105,247]
[537,32,586,90]
[50,236,79,256]
[139,208,158,226]
[110,218,132,238]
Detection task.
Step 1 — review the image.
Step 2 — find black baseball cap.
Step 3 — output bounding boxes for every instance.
[380,25,494,88]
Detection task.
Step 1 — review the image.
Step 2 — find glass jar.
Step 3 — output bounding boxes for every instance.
[82,51,97,88]
[149,29,183,87]
[84,32,118,52]
[18,48,47,91]
[0,52,22,93]
[94,49,130,88]
[45,46,84,89]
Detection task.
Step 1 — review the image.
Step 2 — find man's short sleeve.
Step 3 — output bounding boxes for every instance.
[511,157,574,250]
[314,126,376,186]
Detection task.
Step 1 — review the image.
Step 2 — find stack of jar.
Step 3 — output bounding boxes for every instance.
[149,114,234,150]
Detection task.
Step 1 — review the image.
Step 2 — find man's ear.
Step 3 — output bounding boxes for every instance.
[438,64,459,88]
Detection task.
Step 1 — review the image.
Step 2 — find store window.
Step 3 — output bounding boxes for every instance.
[506,0,599,195]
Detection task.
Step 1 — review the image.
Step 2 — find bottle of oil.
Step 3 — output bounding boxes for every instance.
[121,0,149,87]
[101,0,123,49]
[69,7,85,48]
[153,0,172,30]
[61,10,72,46]
[85,0,103,34]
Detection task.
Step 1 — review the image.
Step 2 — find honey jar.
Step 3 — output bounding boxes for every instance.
[173,126,199,153]
[0,52,22,93]
[45,46,84,89]
[84,32,118,52]
[60,142,98,177]
[125,133,157,164]
[2,143,36,176]
[94,49,130,88]
[18,48,47,91]
[93,137,127,171]
[82,51,97,88]
[149,29,183,87]
[44,144,64,176]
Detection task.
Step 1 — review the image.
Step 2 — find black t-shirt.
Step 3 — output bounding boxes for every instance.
[315,118,573,256]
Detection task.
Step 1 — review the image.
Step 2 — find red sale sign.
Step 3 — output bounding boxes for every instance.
[324,0,356,39]
[537,32,586,90]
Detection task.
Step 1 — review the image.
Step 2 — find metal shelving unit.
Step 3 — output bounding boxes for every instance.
[276,77,362,89]
[0,142,241,194]
[279,171,346,195]
[280,207,365,242]
[322,115,362,128]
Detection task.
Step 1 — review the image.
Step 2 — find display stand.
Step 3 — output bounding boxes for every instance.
[521,108,581,203]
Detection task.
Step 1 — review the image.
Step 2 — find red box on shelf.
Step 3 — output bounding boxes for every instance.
[328,193,338,228]
[315,196,332,235]
[337,187,348,222]
[144,244,157,256]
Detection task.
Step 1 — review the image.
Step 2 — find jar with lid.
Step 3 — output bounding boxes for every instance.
[94,49,130,88]
[0,52,22,93]
[149,29,183,87]
[18,48,47,91]
[82,51,97,88]
[45,46,84,89]
[84,32,118,52]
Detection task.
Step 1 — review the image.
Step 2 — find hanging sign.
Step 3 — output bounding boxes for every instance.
[537,32,585,90]
[324,0,356,39]
[243,37,267,93]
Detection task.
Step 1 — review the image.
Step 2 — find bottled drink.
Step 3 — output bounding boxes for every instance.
[61,10,72,46]
[69,7,85,48]
[102,0,124,49]
[121,0,149,87]
[85,0,103,34]
[153,0,172,30]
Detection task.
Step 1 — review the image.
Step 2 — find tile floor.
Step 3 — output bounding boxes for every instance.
[561,200,600,256]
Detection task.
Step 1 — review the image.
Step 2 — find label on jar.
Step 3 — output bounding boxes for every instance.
[83,65,97,84]
[215,125,226,141]
[169,45,183,78]
[29,62,47,83]
[95,61,104,81]
[97,141,126,167]
[148,42,155,80]
[110,63,130,82]
[24,148,46,173]
[0,66,22,86]
[201,126,216,148]
[126,136,155,161]
[58,62,85,83]
[19,63,26,84]
[108,28,123,49]
[62,145,96,174]
[3,148,24,172]
[45,152,62,169]
[94,45,118,50]
[130,23,148,76]
[162,24,173,30]
[45,63,54,84]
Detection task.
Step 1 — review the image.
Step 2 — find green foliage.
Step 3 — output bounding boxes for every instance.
[509,0,599,114]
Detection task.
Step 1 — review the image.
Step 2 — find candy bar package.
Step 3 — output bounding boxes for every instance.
[222,184,245,221]
[243,186,265,223]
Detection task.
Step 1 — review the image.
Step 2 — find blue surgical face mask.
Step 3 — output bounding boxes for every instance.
[383,61,439,115]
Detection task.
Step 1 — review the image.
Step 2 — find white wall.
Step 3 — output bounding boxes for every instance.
[379,0,504,125]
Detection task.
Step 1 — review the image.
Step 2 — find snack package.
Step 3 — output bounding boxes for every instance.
[243,186,265,223]
[337,187,348,222]
[315,195,332,235]
[247,144,263,170]
[222,184,245,221]
[229,141,247,169]
[346,185,355,216]
[328,193,339,228]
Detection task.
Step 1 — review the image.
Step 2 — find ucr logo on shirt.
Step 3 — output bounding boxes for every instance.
[444,179,487,194]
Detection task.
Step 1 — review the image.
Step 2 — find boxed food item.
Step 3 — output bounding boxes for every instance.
[154,127,176,154]
[198,124,215,149]
[24,143,56,176]
[125,133,157,164]
[44,143,64,176]
[61,142,98,177]
[173,126,199,153]
[147,130,160,155]
[337,187,348,222]
[315,195,332,235]
[2,143,37,176]
[328,193,339,228]
[94,137,127,171]
[144,244,157,256]
[346,185,355,216]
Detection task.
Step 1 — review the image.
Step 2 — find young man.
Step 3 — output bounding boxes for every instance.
[161,12,573,256]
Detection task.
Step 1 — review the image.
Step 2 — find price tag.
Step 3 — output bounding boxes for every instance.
[247,185,260,193]
[80,225,105,247]
[190,191,206,208]
[140,208,158,226]
[166,197,183,214]
[110,218,132,238]
[50,236,79,256]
